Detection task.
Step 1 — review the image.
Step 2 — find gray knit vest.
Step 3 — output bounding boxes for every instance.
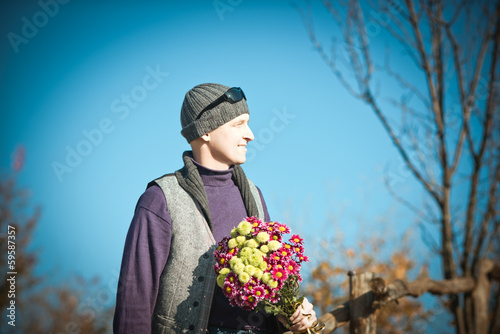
[150,173,264,334]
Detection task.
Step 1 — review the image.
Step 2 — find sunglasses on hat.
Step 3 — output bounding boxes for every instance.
[195,87,246,120]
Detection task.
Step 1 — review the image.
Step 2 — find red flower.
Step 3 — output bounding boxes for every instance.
[269,231,283,242]
[236,294,249,309]
[247,295,259,309]
[279,248,291,257]
[275,223,291,234]
[223,281,236,298]
[292,244,305,255]
[269,292,280,303]
[298,254,309,262]
[253,286,266,301]
[290,234,303,244]
[226,272,239,285]
[268,252,283,264]
[271,267,288,281]
[285,260,299,274]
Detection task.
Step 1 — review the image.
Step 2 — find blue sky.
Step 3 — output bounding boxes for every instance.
[1,0,434,325]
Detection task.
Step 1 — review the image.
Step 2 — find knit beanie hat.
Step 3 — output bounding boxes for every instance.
[180,83,249,143]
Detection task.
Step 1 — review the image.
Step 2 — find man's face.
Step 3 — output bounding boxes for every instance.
[205,113,254,169]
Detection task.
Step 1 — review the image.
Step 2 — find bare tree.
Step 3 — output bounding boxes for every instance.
[297,0,500,333]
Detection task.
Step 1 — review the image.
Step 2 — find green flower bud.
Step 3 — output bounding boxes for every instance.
[237,221,252,236]
[236,236,246,245]
[254,268,264,280]
[217,274,226,288]
[244,265,256,276]
[238,272,250,284]
[267,240,282,251]
[244,239,259,248]
[249,253,264,267]
[259,261,268,271]
[219,268,230,275]
[233,263,245,275]
[229,256,242,267]
[262,273,271,284]
[230,228,238,238]
[256,232,270,243]
[228,238,238,249]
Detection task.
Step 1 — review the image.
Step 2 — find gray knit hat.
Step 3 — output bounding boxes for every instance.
[180,83,249,143]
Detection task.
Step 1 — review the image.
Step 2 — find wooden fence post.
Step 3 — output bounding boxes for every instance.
[348,271,376,334]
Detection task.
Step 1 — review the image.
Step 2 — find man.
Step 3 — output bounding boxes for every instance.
[113,83,317,333]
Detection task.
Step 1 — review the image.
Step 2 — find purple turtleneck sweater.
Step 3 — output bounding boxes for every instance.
[113,160,272,333]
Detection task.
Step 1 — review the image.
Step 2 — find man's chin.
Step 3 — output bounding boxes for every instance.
[235,157,246,165]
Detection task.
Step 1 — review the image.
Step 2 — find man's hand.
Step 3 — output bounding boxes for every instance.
[278,297,317,332]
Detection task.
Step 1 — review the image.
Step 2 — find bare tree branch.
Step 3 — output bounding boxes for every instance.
[418,221,442,254]
[383,168,439,225]
[383,47,432,110]
[472,161,500,272]
[371,276,476,308]
[318,301,350,333]
[406,0,443,135]
[295,2,362,99]
[463,5,500,277]
[484,218,499,259]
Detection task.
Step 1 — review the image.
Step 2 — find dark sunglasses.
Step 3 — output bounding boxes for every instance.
[195,87,246,120]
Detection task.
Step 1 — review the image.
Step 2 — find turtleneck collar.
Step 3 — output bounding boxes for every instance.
[190,158,235,187]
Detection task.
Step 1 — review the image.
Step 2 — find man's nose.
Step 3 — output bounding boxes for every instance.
[245,124,254,142]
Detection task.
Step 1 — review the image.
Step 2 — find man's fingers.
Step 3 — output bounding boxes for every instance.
[289,306,302,322]
[289,313,319,332]
[288,298,319,332]
[302,297,314,312]
[289,317,312,332]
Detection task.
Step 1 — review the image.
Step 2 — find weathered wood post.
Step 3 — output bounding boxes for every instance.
[348,271,376,334]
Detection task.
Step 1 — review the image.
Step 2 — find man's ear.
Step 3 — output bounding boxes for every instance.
[200,133,210,142]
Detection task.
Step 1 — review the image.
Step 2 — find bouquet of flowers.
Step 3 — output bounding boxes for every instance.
[213,217,324,332]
